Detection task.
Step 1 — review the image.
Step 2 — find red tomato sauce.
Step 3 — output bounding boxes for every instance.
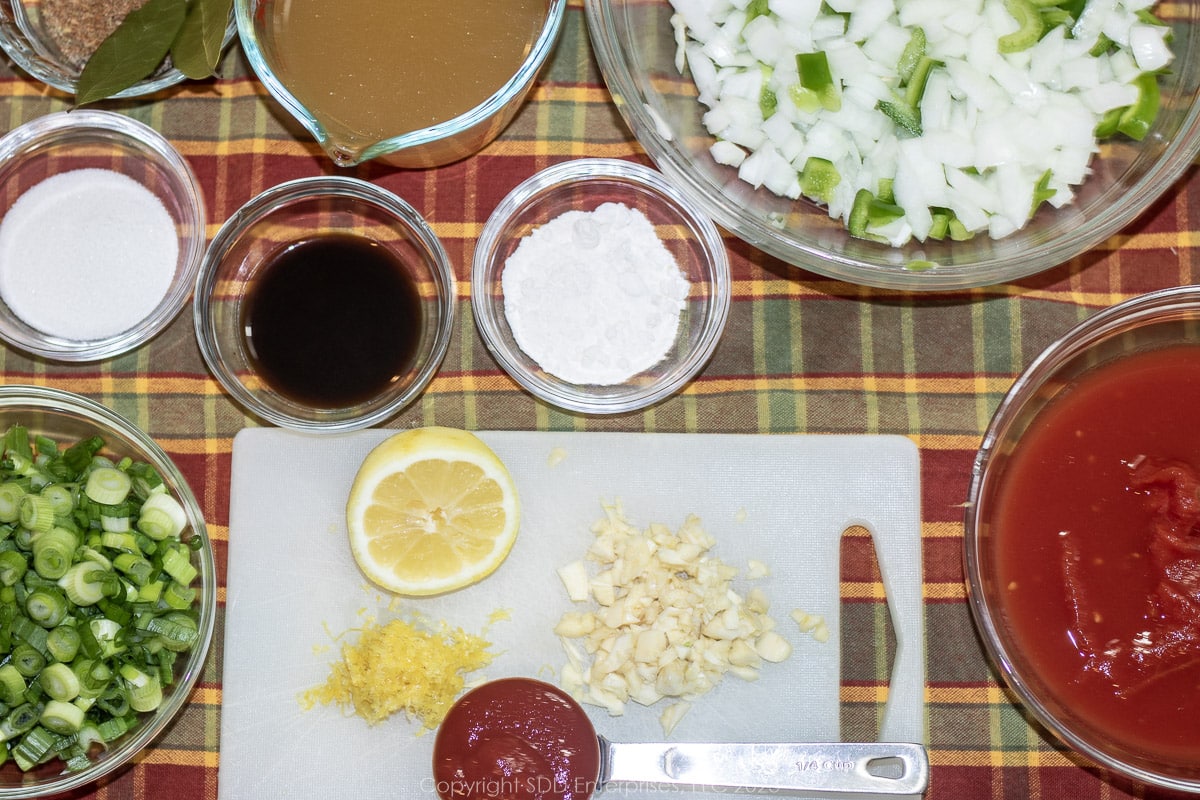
[432,678,600,800]
[993,344,1200,768]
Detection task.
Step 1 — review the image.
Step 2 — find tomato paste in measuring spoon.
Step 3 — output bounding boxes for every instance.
[432,677,930,799]
[432,678,599,800]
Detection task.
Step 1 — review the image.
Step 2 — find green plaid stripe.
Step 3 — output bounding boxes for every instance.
[0,1,1195,798]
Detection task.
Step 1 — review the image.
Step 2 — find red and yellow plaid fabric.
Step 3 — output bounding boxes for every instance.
[0,2,1195,798]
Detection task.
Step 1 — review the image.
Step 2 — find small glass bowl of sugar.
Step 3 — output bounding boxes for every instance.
[472,158,731,415]
[0,109,206,362]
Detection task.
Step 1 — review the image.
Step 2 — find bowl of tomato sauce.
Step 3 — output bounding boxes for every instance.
[965,285,1200,791]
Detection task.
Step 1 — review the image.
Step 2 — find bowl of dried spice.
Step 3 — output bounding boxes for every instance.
[0,0,236,103]
[0,109,207,361]
[472,158,731,415]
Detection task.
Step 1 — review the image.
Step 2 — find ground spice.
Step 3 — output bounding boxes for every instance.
[40,0,148,67]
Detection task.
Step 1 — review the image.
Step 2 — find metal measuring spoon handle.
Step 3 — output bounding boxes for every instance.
[599,740,929,796]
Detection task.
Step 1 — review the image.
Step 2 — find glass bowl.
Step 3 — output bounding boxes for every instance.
[585,0,1200,291]
[234,0,567,167]
[0,110,207,362]
[194,176,456,433]
[0,1,236,99]
[472,158,730,415]
[0,385,216,798]
[965,285,1200,791]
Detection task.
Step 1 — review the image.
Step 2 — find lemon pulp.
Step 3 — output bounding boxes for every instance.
[346,427,519,596]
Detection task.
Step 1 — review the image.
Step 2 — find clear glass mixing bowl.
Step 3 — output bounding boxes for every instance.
[585,0,1200,290]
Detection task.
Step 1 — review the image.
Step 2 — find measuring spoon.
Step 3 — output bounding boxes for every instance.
[432,677,929,799]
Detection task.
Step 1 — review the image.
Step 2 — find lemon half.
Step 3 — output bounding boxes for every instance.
[346,427,520,596]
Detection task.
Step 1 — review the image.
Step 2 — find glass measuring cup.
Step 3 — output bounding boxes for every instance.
[234,0,567,168]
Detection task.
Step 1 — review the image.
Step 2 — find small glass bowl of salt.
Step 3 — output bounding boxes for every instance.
[472,158,731,415]
[0,109,207,361]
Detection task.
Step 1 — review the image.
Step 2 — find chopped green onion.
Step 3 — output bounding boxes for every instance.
[96,683,130,717]
[11,725,56,766]
[119,665,162,714]
[100,531,139,553]
[137,493,188,541]
[0,704,40,743]
[0,482,25,523]
[96,714,133,743]
[8,644,44,678]
[162,580,196,610]
[40,700,85,735]
[31,526,78,579]
[39,483,76,517]
[38,662,80,702]
[10,614,49,655]
[57,561,112,606]
[126,462,165,500]
[46,625,81,663]
[3,426,34,477]
[146,612,200,652]
[0,426,201,774]
[74,659,112,699]
[160,545,197,586]
[0,664,26,706]
[18,493,54,533]
[113,552,155,586]
[25,586,69,628]
[0,549,26,586]
[85,467,132,506]
[137,579,165,603]
[100,512,132,533]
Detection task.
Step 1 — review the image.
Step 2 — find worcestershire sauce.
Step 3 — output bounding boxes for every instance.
[243,233,422,409]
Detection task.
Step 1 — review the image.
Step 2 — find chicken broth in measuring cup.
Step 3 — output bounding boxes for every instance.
[265,0,549,155]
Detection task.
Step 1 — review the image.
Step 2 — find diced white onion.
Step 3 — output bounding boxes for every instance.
[669,0,1173,245]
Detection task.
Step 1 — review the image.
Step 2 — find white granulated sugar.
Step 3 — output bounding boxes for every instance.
[0,168,179,341]
[501,201,690,386]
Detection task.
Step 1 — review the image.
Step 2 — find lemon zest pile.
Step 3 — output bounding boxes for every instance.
[300,615,495,729]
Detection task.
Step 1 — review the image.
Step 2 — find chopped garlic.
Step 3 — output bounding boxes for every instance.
[791,609,831,643]
[557,560,591,602]
[556,502,793,736]
[660,701,691,736]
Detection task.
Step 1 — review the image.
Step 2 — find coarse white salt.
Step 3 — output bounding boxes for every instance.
[0,168,178,341]
[501,202,690,386]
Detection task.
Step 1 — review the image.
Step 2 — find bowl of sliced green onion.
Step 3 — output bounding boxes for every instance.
[586,0,1200,290]
[0,386,214,797]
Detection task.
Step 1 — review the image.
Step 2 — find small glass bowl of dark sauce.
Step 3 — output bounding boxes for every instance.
[193,176,455,432]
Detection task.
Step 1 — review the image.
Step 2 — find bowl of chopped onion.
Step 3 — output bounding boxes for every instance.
[0,385,215,797]
[585,0,1200,290]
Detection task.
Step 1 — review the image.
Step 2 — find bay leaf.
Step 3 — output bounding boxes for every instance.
[171,0,235,81]
[75,0,188,106]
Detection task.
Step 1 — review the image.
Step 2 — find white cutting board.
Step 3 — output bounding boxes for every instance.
[219,430,925,800]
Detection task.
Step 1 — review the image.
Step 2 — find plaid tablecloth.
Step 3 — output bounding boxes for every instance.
[0,2,1196,799]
